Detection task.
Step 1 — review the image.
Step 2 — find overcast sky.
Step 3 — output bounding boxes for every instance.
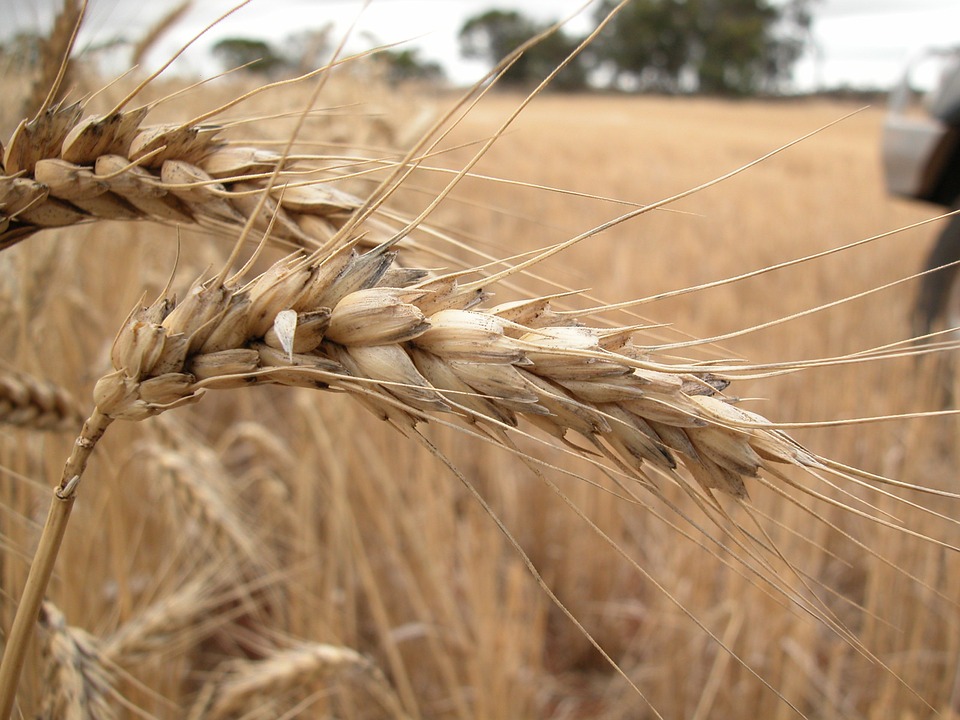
[8,0,960,92]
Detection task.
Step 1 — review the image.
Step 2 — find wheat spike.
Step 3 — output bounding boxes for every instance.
[191,641,398,720]
[36,602,117,720]
[102,563,253,667]
[143,443,271,570]
[0,95,401,253]
[0,368,83,431]
[89,240,825,513]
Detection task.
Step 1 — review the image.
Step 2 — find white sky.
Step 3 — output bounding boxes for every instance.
[8,0,960,92]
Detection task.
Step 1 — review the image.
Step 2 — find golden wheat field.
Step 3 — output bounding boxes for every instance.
[1,11,959,719]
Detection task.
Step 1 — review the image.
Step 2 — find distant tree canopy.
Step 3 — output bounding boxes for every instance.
[458,10,588,91]
[594,0,814,95]
[0,31,43,68]
[212,37,287,75]
[377,48,446,83]
[210,34,446,84]
[458,1,815,96]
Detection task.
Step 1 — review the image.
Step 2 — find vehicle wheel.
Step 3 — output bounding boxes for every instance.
[914,208,960,405]
[914,208,960,335]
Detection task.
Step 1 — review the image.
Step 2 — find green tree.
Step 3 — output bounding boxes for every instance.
[378,48,446,84]
[283,26,334,75]
[458,9,588,91]
[593,0,814,95]
[0,31,43,69]
[211,37,287,76]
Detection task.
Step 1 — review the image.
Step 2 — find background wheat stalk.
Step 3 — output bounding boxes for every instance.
[188,641,406,719]
[0,368,83,432]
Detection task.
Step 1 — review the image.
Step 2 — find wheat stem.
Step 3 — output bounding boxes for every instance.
[0,497,73,719]
[0,408,112,720]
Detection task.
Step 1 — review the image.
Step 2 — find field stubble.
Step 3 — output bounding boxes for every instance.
[0,66,958,720]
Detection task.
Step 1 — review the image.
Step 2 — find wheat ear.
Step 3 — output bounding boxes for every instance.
[103,565,247,666]
[89,244,815,498]
[0,368,84,431]
[36,601,116,720]
[190,642,403,720]
[0,86,407,254]
[145,444,271,570]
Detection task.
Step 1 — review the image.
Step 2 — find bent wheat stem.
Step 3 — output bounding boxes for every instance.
[0,408,111,719]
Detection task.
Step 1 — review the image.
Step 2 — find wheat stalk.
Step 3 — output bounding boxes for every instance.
[0,409,109,719]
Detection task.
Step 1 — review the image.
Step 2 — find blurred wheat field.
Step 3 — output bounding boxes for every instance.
[1,54,959,720]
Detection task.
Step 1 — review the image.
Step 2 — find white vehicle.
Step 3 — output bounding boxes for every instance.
[881,48,960,358]
[883,48,960,205]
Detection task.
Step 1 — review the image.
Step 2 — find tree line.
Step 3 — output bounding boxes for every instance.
[207,0,816,96]
[459,0,816,95]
